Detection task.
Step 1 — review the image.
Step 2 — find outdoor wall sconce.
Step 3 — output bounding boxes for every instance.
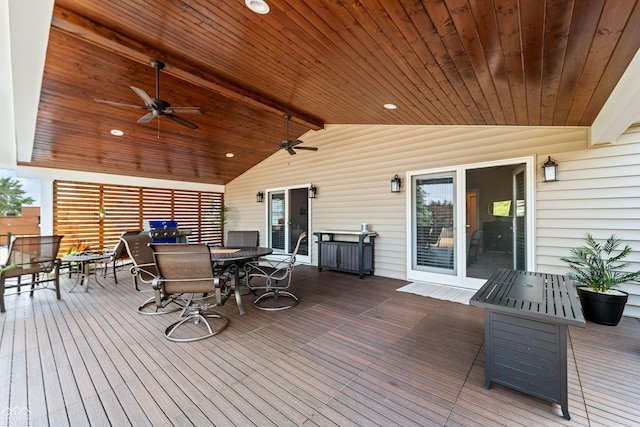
[308,184,317,199]
[391,174,402,193]
[542,156,558,182]
[256,191,264,203]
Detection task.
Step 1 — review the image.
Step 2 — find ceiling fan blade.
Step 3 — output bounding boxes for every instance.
[165,106,204,115]
[288,139,306,147]
[137,112,155,123]
[165,113,199,129]
[294,146,318,151]
[130,86,157,109]
[95,99,146,110]
[287,147,297,155]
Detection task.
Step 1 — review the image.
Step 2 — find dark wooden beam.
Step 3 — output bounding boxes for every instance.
[51,6,324,131]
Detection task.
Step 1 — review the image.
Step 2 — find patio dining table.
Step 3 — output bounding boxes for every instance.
[209,246,272,315]
[61,253,111,293]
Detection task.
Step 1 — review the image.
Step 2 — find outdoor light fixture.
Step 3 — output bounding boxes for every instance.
[256,191,264,203]
[542,156,558,182]
[308,184,317,199]
[245,0,269,14]
[391,174,402,193]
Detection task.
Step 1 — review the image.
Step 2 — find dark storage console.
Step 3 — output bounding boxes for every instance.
[314,231,377,278]
[469,269,585,420]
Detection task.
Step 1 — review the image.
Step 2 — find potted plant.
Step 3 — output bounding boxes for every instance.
[561,233,640,326]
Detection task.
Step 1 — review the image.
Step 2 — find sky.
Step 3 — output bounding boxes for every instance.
[0,169,41,206]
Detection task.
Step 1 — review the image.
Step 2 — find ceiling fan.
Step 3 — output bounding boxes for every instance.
[279,114,318,155]
[95,59,203,129]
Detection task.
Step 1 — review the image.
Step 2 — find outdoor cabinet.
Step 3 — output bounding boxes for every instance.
[314,231,376,278]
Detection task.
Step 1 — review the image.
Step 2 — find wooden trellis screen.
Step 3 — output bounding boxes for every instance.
[53,180,224,255]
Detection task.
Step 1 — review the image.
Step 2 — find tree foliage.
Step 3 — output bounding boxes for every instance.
[0,177,35,216]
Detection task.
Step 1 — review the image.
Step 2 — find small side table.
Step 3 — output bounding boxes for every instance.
[469,269,585,420]
[61,254,111,292]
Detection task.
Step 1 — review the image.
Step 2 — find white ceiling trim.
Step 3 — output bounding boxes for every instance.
[4,0,54,167]
[590,47,640,146]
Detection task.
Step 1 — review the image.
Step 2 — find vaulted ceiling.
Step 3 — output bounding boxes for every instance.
[22,0,640,184]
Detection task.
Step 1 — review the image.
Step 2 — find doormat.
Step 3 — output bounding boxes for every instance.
[396,282,475,305]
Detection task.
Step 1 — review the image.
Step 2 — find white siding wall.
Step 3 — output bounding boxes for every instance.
[537,125,640,317]
[225,124,640,317]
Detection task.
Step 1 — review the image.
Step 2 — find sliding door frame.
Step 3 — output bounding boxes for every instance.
[406,156,535,289]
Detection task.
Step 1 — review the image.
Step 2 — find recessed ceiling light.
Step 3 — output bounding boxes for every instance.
[110,129,124,136]
[383,103,398,110]
[245,0,270,14]
[226,153,234,158]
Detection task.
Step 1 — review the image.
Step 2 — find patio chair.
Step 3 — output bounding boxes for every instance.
[150,243,232,342]
[226,230,259,247]
[103,230,141,283]
[223,230,259,291]
[0,235,63,313]
[243,231,306,311]
[120,233,182,315]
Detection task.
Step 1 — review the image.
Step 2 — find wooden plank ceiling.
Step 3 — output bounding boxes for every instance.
[26,0,640,185]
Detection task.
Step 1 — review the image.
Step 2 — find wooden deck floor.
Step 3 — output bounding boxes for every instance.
[1,265,639,426]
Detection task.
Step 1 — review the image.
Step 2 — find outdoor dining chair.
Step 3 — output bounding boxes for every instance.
[120,233,182,315]
[243,231,306,311]
[150,243,232,342]
[103,230,140,283]
[0,235,63,313]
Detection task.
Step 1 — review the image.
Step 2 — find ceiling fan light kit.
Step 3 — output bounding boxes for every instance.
[96,59,203,130]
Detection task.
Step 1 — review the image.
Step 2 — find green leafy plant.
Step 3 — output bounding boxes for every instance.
[561,233,640,293]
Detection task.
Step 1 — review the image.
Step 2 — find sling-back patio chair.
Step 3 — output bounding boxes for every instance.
[103,230,141,283]
[243,231,306,311]
[120,233,182,315]
[223,230,259,291]
[150,243,232,342]
[226,230,259,247]
[0,235,63,313]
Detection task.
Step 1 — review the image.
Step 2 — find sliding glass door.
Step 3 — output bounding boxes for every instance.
[266,185,310,263]
[412,173,456,276]
[408,158,533,289]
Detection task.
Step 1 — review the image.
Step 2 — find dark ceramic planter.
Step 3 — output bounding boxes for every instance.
[577,287,628,326]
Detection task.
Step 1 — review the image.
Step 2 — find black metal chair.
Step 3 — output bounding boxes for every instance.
[150,243,232,342]
[103,230,141,283]
[0,235,63,313]
[120,233,182,315]
[243,231,306,311]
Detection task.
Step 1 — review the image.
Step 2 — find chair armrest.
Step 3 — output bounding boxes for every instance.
[129,263,157,284]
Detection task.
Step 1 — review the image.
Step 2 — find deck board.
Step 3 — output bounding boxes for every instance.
[1,265,639,426]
